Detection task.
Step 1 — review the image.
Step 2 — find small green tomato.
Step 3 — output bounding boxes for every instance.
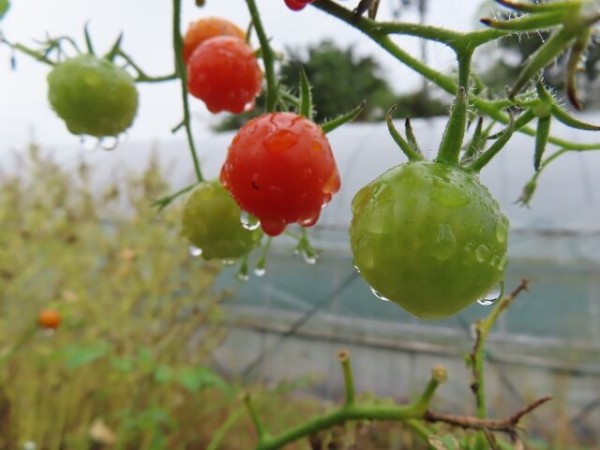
[182,180,262,261]
[350,161,509,319]
[47,55,138,137]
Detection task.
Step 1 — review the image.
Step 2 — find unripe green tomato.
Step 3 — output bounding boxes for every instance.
[350,161,509,319]
[182,180,262,261]
[47,55,138,137]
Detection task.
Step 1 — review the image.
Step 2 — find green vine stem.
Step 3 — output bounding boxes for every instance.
[247,354,446,450]
[172,0,203,182]
[245,0,278,112]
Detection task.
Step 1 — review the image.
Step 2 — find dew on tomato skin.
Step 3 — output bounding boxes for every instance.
[189,246,203,257]
[495,222,508,244]
[264,129,299,153]
[430,223,457,261]
[240,211,261,230]
[370,286,390,302]
[299,213,320,227]
[490,255,501,267]
[497,254,508,271]
[475,244,490,263]
[477,288,502,306]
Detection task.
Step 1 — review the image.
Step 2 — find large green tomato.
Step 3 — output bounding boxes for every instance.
[47,55,138,137]
[182,180,262,261]
[350,161,509,319]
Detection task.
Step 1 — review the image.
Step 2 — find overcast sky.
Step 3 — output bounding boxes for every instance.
[0,0,485,151]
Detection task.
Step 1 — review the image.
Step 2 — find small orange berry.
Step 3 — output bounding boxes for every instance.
[38,309,61,330]
[182,17,245,64]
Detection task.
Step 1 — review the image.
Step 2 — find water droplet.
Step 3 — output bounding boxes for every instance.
[299,214,319,227]
[236,271,249,282]
[477,289,501,306]
[370,286,390,302]
[80,135,100,151]
[254,266,266,277]
[490,255,500,267]
[221,259,236,266]
[240,211,260,230]
[475,244,490,263]
[99,136,119,151]
[353,264,361,274]
[189,246,203,257]
[430,223,456,261]
[432,179,470,207]
[495,223,508,244]
[264,129,299,153]
[497,254,508,270]
[302,252,317,265]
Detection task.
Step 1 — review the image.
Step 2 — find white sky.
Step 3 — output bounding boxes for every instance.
[0,0,484,151]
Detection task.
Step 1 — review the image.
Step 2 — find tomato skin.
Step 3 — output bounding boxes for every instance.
[182,180,262,261]
[47,55,138,137]
[350,161,509,319]
[182,17,245,64]
[284,0,313,11]
[38,309,61,330]
[220,112,341,237]
[187,36,262,114]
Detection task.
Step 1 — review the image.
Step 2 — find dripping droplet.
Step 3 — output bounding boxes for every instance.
[302,252,317,265]
[477,289,501,306]
[370,286,390,302]
[99,136,119,151]
[80,135,100,152]
[189,246,203,257]
[236,270,249,282]
[254,266,266,277]
[240,211,260,230]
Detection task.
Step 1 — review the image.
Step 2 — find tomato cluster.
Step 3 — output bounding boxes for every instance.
[47,55,138,137]
[284,0,315,11]
[350,161,509,319]
[184,17,262,114]
[220,112,341,237]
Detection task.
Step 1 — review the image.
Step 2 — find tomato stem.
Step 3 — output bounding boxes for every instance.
[172,0,204,182]
[436,86,467,166]
[245,0,278,112]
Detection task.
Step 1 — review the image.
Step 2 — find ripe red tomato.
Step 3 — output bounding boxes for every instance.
[187,36,263,114]
[220,112,341,236]
[182,17,245,64]
[38,309,61,330]
[284,0,314,11]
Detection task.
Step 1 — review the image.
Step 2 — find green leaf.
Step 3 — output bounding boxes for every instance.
[177,366,228,393]
[154,365,174,383]
[0,0,10,20]
[63,342,110,369]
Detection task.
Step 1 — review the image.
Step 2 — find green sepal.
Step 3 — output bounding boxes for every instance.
[83,22,95,56]
[104,32,124,62]
[386,106,423,161]
[436,86,467,165]
[320,101,365,134]
[460,116,485,164]
[534,115,551,171]
[404,118,422,155]
[467,113,516,173]
[298,69,313,120]
[536,81,600,130]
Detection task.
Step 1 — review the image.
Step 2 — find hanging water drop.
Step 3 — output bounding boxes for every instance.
[80,135,100,151]
[189,246,203,257]
[477,288,501,306]
[302,251,317,265]
[254,266,266,277]
[370,286,390,302]
[240,211,260,230]
[99,136,119,151]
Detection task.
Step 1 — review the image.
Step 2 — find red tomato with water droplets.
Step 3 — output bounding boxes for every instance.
[284,0,314,11]
[220,112,341,236]
[187,36,263,114]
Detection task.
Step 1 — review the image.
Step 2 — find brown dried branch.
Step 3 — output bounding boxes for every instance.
[424,395,552,433]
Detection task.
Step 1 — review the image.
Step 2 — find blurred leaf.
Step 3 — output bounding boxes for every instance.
[63,342,110,369]
[428,435,461,450]
[177,366,228,393]
[111,356,134,373]
[0,0,10,20]
[154,364,174,383]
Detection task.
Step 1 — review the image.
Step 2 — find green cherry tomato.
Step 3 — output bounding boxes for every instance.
[182,180,262,261]
[350,161,509,319]
[47,55,139,137]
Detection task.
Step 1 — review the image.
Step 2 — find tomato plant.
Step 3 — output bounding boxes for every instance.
[181,180,262,261]
[220,112,341,237]
[47,55,139,137]
[182,17,245,63]
[350,161,508,319]
[187,36,263,114]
